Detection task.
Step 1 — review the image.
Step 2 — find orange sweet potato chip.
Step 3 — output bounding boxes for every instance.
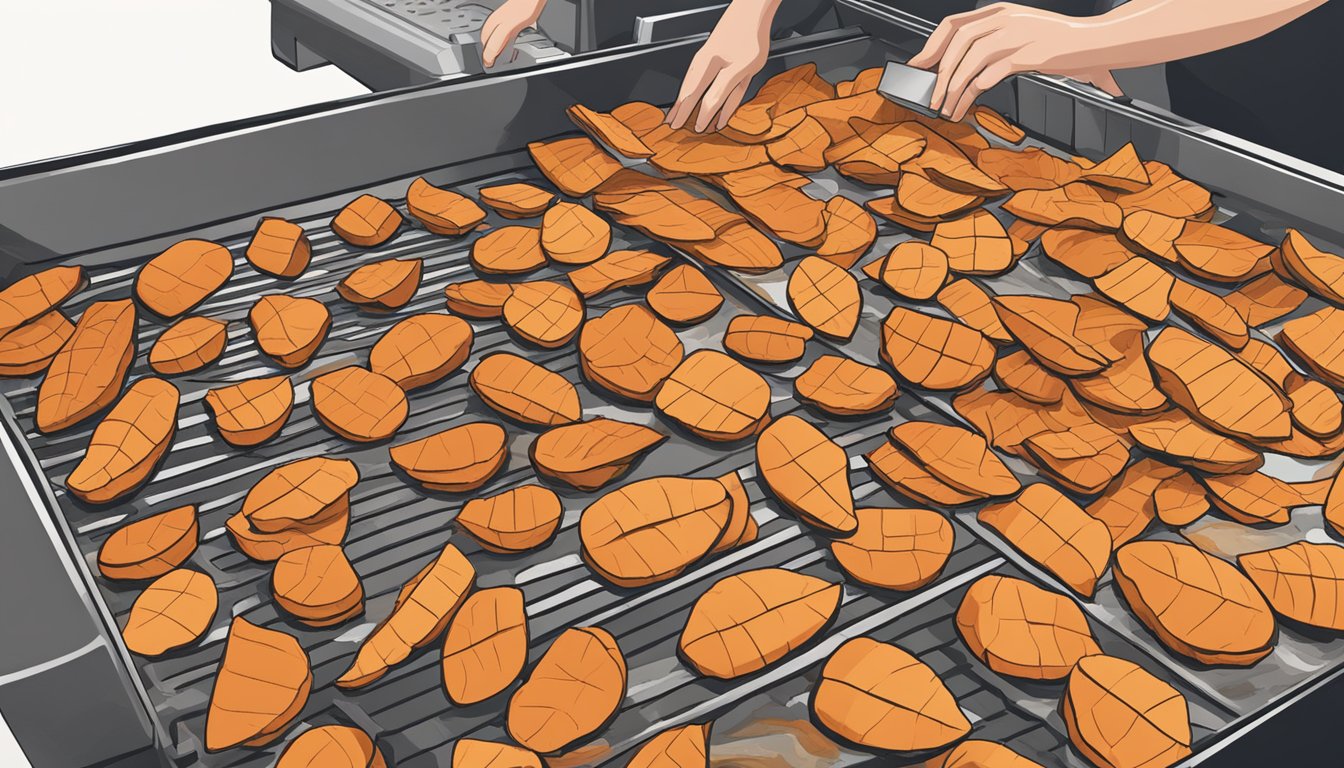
[441,587,529,704]
[205,617,311,751]
[149,316,227,375]
[956,574,1099,680]
[530,417,666,491]
[828,120,926,185]
[66,377,179,503]
[831,507,953,591]
[122,569,217,657]
[0,312,74,377]
[1081,458,1178,548]
[1238,541,1344,631]
[370,313,473,391]
[1002,184,1122,231]
[579,304,683,402]
[1126,410,1262,474]
[865,441,984,506]
[992,295,1115,376]
[730,184,827,247]
[390,421,507,492]
[1146,326,1291,440]
[337,258,422,310]
[249,294,330,368]
[406,177,487,236]
[1171,222,1274,282]
[243,456,358,533]
[1201,470,1324,526]
[1287,375,1342,438]
[903,123,1005,196]
[1272,228,1344,304]
[1063,654,1191,768]
[812,637,970,753]
[332,194,402,246]
[1093,257,1173,322]
[1169,280,1248,350]
[1040,229,1133,278]
[705,164,810,197]
[472,226,547,275]
[788,256,861,340]
[528,137,623,196]
[1077,142,1150,193]
[98,505,198,581]
[646,264,723,325]
[312,366,408,442]
[245,218,310,278]
[452,739,541,768]
[444,279,514,318]
[756,414,856,534]
[276,726,386,768]
[470,352,582,426]
[888,420,1019,499]
[795,354,899,415]
[272,544,363,626]
[507,626,626,755]
[814,196,877,268]
[1234,338,1293,386]
[1114,161,1211,219]
[580,476,731,586]
[993,350,1064,405]
[567,104,654,158]
[1279,306,1344,388]
[936,279,1012,343]
[978,484,1112,597]
[1021,422,1129,495]
[713,470,758,553]
[927,741,1042,768]
[0,265,85,338]
[931,210,1015,276]
[723,314,814,364]
[681,568,840,679]
[656,349,771,440]
[976,147,1082,191]
[766,115,831,171]
[204,375,293,447]
[479,183,556,218]
[866,194,951,233]
[627,723,711,768]
[136,239,233,318]
[501,280,584,348]
[457,484,562,553]
[226,506,348,563]
[1153,470,1209,527]
[567,249,670,299]
[865,241,948,301]
[970,106,1025,144]
[897,173,984,220]
[1113,540,1275,665]
[541,202,611,265]
[880,307,995,390]
[1119,210,1185,263]
[36,299,136,433]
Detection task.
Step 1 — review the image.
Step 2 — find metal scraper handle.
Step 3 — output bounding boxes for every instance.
[876,60,941,118]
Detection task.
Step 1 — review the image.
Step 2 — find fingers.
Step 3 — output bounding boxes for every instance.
[480,16,501,68]
[694,67,746,132]
[482,19,524,68]
[715,79,751,131]
[1088,69,1125,97]
[947,58,1012,122]
[928,21,997,113]
[668,56,722,130]
[907,5,1002,69]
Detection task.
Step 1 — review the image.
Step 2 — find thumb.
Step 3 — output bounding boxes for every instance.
[1083,69,1124,98]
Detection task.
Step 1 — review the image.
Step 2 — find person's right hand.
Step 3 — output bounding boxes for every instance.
[666,0,779,133]
[481,0,547,69]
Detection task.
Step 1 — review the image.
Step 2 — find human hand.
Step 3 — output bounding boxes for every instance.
[907,3,1124,122]
[481,0,547,69]
[666,0,780,132]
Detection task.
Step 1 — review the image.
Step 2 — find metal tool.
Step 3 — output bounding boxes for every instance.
[875,58,940,117]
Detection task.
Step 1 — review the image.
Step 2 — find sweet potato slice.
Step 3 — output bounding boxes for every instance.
[390,421,506,492]
[507,626,626,754]
[897,173,983,219]
[98,505,198,581]
[66,377,179,503]
[1078,143,1150,192]
[0,312,74,376]
[272,544,364,626]
[452,739,542,768]
[1021,423,1129,495]
[831,507,953,591]
[470,352,581,426]
[332,195,402,246]
[889,420,1019,498]
[337,258,422,310]
[1172,223,1274,282]
[1234,338,1294,386]
[1114,540,1275,665]
[1146,326,1291,440]
[976,147,1081,191]
[567,104,654,158]
[441,587,528,705]
[880,307,995,390]
[204,375,293,447]
[1114,161,1211,219]
[0,265,85,338]
[956,574,1099,680]
[978,484,1112,597]
[707,164,810,196]
[865,241,948,301]
[952,388,1095,454]
[766,115,831,171]
[795,354,899,415]
[444,280,514,318]
[36,299,136,433]
[627,723,711,768]
[1126,410,1261,474]
[135,239,233,318]
[205,617,311,751]
[530,418,666,491]
[312,366,408,442]
[828,120,925,184]
[756,415,856,534]
[788,256,861,340]
[1063,654,1191,768]
[970,106,1025,144]
[472,226,547,275]
[1201,471,1323,525]
[243,456,358,533]
[935,279,1011,343]
[645,124,769,176]
[730,184,827,247]
[1081,458,1176,547]
[928,741,1043,768]
[993,350,1064,405]
[992,295,1114,375]
[1287,375,1342,437]
[245,217,311,278]
[1273,228,1344,304]
[905,123,1005,195]
[249,295,331,368]
[866,195,949,233]
[931,210,1015,276]
[338,543,475,688]
[149,316,227,375]
[680,568,840,678]
[122,568,216,657]
[579,305,683,402]
[502,281,584,348]
[479,183,556,218]
[646,264,723,325]
[1119,210,1185,262]
[812,637,970,753]
[276,726,386,768]
[865,442,984,506]
[1169,280,1248,349]
[814,197,877,269]
[714,470,758,553]
[1040,229,1133,278]
[1093,257,1173,322]
[457,484,562,553]
[1152,471,1209,527]
[541,202,611,265]
[1238,541,1344,631]
[370,313,473,390]
[581,476,731,586]
[567,249,670,298]
[1002,184,1122,231]
[406,177,487,236]
[1280,306,1344,388]
[226,506,349,563]
[656,350,771,440]
[529,137,624,196]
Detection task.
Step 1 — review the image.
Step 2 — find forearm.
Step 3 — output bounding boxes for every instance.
[721,0,784,32]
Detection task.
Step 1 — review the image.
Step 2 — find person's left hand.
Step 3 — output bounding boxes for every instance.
[907,3,1124,122]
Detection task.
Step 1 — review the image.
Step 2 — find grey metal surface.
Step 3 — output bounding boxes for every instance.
[876,59,939,117]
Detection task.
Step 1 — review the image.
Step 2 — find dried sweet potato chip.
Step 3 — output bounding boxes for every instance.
[897,173,984,219]
[745,63,837,119]
[528,137,623,196]
[1238,541,1344,631]
[766,115,831,171]
[757,414,856,534]
[1273,228,1344,304]
[579,304,683,402]
[656,350,770,440]
[390,421,507,492]
[832,507,953,591]
[0,312,73,377]
[979,484,1112,597]
[1114,161,1211,219]
[1063,654,1191,768]
[1150,470,1209,527]
[540,202,611,265]
[705,164,810,197]
[956,574,1099,680]
[249,294,330,368]
[1280,306,1344,387]
[98,505,198,581]
[272,544,363,626]
[338,543,475,688]
[204,375,293,447]
[406,177,487,236]
[226,506,348,563]
[931,210,1015,276]
[206,617,311,751]
[337,258,422,310]
[1287,375,1342,437]
[1171,222,1274,282]
[713,470,758,553]
[1119,210,1185,263]
[976,147,1082,191]
[444,279,514,318]
[1147,326,1291,440]
[795,354,899,415]
[865,241,948,301]
[501,280,584,348]
[865,194,950,232]
[952,387,1091,454]
[507,626,626,754]
[970,106,1025,144]
[457,484,562,553]
[452,739,541,768]
[812,637,970,753]
[245,218,310,278]
[136,239,233,318]
[723,314,814,364]
[580,476,731,586]
[470,352,581,426]
[1202,471,1323,525]
[67,377,179,503]
[1093,257,1173,322]
[370,313,473,391]
[472,226,547,275]
[1169,280,1248,349]
[122,569,216,656]
[1081,458,1178,547]
[567,249,670,298]
[646,264,723,325]
[889,420,1020,498]
[149,316,227,375]
[681,568,840,678]
[936,279,1011,343]
[567,103,654,158]
[1078,143,1150,192]
[1040,229,1133,278]
[441,587,528,704]
[903,123,1005,195]
[1021,422,1129,495]
[927,741,1042,768]
[530,418,666,491]
[1002,184,1122,231]
[37,299,136,433]
[880,307,995,390]
[729,184,827,247]
[479,183,555,218]
[788,256,861,340]
[627,723,711,768]
[828,119,926,184]
[993,350,1064,405]
[312,366,408,442]
[993,295,1115,376]
[276,726,386,768]
[1113,540,1274,665]
[1234,338,1294,386]
[244,456,358,533]
[1126,410,1262,474]
[332,195,401,246]
[865,441,984,506]
[0,265,85,338]
[804,92,901,141]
